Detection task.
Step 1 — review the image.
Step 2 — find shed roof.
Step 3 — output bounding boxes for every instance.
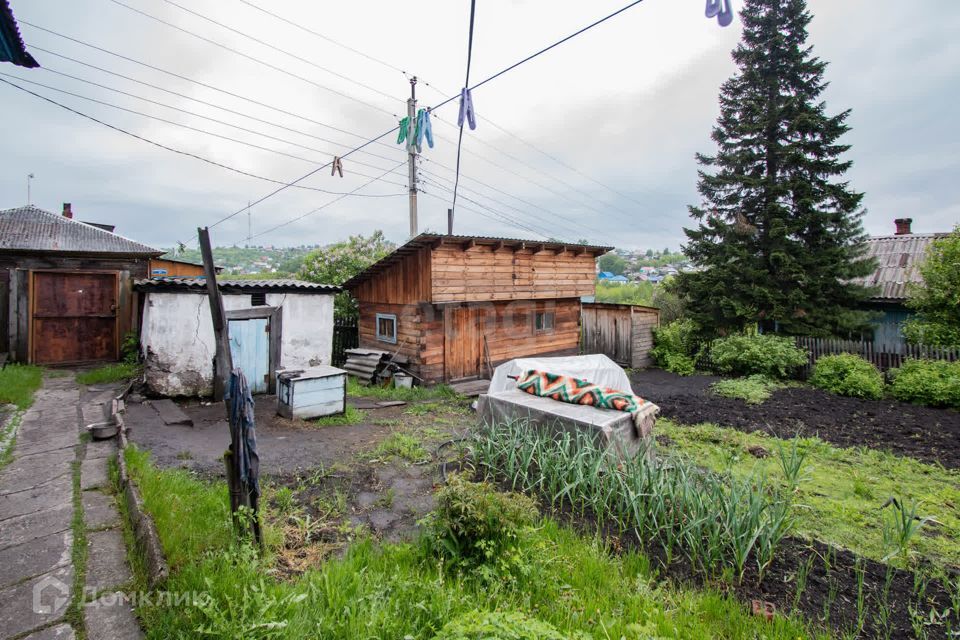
[134,276,340,294]
[0,0,37,68]
[0,205,162,256]
[852,233,948,301]
[343,233,612,290]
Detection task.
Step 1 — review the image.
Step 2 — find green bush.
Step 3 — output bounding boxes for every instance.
[424,475,538,572]
[431,611,576,640]
[890,359,960,409]
[651,319,700,376]
[708,333,807,379]
[809,354,884,399]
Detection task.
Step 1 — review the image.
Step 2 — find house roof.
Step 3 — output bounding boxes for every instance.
[0,205,162,256]
[0,0,37,68]
[134,276,340,294]
[852,233,948,301]
[343,233,612,290]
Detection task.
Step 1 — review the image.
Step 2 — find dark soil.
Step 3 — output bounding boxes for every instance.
[630,369,960,469]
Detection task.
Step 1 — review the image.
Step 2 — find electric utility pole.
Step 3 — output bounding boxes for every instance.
[407,76,418,238]
[26,173,33,205]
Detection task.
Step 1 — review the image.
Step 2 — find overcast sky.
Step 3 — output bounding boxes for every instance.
[2,0,958,251]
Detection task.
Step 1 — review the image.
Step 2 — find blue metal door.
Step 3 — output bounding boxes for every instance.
[228,318,270,394]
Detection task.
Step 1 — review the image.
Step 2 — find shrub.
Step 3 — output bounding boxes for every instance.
[708,333,807,379]
[651,319,700,376]
[711,375,780,404]
[890,359,960,409]
[809,354,884,400]
[431,610,574,640]
[424,475,538,571]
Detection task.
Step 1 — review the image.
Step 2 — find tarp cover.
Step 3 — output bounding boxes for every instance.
[489,354,634,395]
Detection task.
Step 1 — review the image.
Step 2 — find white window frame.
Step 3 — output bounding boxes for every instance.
[375,313,398,344]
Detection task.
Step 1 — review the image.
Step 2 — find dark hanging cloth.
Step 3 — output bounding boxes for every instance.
[0,0,39,68]
[228,368,261,543]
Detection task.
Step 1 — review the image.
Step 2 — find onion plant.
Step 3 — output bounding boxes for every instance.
[469,419,794,582]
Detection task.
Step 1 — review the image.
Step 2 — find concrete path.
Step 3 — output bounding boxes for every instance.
[0,374,142,640]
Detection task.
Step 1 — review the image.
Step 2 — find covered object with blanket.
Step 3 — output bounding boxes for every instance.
[478,355,659,458]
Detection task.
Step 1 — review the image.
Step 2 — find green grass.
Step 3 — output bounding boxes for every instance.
[710,375,782,404]
[0,364,43,409]
[76,362,140,385]
[125,447,824,639]
[347,377,461,403]
[366,432,429,464]
[312,406,367,427]
[658,420,960,568]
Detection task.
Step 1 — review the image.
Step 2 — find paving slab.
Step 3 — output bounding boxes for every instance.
[84,592,143,640]
[0,503,73,551]
[82,403,110,429]
[81,457,109,491]
[0,529,72,589]
[149,399,194,427]
[85,529,132,593]
[14,434,79,457]
[0,565,73,640]
[23,623,76,640]
[0,462,72,495]
[85,441,116,461]
[0,475,72,520]
[82,491,120,530]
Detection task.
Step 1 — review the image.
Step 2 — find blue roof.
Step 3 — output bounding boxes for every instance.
[598,271,615,279]
[608,275,629,282]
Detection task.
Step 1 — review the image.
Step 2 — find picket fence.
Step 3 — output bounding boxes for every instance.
[794,337,960,376]
[332,314,359,367]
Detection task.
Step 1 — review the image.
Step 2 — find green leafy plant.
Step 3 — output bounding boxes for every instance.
[711,375,780,404]
[423,474,538,573]
[708,333,808,379]
[881,497,933,562]
[889,359,960,409]
[299,230,394,317]
[809,353,884,399]
[651,319,700,376]
[121,330,140,364]
[902,225,960,347]
[430,610,574,640]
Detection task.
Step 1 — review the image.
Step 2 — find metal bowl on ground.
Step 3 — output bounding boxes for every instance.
[86,421,119,440]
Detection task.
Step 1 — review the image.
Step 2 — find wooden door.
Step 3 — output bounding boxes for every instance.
[581,305,632,366]
[444,305,482,380]
[31,272,118,364]
[228,318,271,394]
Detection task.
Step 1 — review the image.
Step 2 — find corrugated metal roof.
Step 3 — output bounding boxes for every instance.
[0,0,38,68]
[852,234,948,301]
[343,232,612,290]
[0,205,161,255]
[135,276,340,293]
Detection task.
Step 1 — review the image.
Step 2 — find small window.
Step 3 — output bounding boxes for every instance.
[376,313,398,344]
[534,311,555,332]
[251,292,267,306]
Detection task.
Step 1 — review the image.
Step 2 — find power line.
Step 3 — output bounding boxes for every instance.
[0,76,406,198]
[451,0,477,219]
[103,0,399,117]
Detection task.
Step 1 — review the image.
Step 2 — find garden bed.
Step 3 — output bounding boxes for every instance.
[630,369,960,468]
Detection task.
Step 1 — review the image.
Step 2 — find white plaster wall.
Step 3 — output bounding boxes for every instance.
[141,291,334,397]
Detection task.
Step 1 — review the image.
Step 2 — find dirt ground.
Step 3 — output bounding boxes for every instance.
[630,368,960,469]
[125,392,475,548]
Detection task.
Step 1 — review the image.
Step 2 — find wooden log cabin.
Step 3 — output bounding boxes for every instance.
[343,234,612,383]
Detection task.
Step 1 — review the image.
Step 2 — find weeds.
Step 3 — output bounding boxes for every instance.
[76,362,140,385]
[367,432,428,464]
[776,437,809,492]
[711,375,781,404]
[791,555,814,614]
[854,558,867,635]
[881,497,932,562]
[0,364,43,409]
[346,378,460,403]
[312,407,366,427]
[470,419,794,581]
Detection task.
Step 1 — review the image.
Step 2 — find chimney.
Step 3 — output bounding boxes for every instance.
[62,203,73,219]
[894,218,912,235]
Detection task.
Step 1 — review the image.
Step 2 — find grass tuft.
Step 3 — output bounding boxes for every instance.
[347,377,460,402]
[367,431,428,463]
[312,406,366,427]
[76,363,140,385]
[0,364,43,409]
[711,375,781,404]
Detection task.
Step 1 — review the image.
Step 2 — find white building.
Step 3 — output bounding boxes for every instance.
[136,278,339,397]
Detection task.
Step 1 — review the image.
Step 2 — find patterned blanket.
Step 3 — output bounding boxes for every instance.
[516,369,650,413]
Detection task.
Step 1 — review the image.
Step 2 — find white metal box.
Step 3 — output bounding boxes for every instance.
[276,366,347,419]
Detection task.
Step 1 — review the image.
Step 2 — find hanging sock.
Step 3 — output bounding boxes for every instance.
[415,108,434,153]
[331,156,344,177]
[396,116,412,144]
[457,88,476,130]
[705,0,722,18]
[705,0,734,26]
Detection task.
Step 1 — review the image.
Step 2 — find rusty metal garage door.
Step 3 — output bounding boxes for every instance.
[31,271,118,364]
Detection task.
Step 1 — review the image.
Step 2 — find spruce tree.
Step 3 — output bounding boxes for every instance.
[676,0,875,337]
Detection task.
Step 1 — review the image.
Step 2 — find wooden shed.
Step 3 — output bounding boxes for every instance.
[343,234,612,383]
[581,302,660,368]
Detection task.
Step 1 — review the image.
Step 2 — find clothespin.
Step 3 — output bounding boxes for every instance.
[331,156,344,178]
[457,88,476,131]
[415,108,434,153]
[706,0,734,27]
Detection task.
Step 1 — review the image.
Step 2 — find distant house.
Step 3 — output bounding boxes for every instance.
[343,233,611,383]
[148,256,222,278]
[597,271,616,280]
[136,278,340,396]
[1,203,162,365]
[606,275,630,284]
[852,218,949,350]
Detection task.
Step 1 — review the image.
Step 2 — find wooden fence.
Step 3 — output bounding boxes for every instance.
[795,336,960,377]
[332,314,358,367]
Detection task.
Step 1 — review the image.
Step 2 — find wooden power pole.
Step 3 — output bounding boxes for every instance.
[198,227,232,402]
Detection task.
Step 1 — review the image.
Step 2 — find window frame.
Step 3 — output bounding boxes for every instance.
[375,313,398,344]
[533,310,555,333]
